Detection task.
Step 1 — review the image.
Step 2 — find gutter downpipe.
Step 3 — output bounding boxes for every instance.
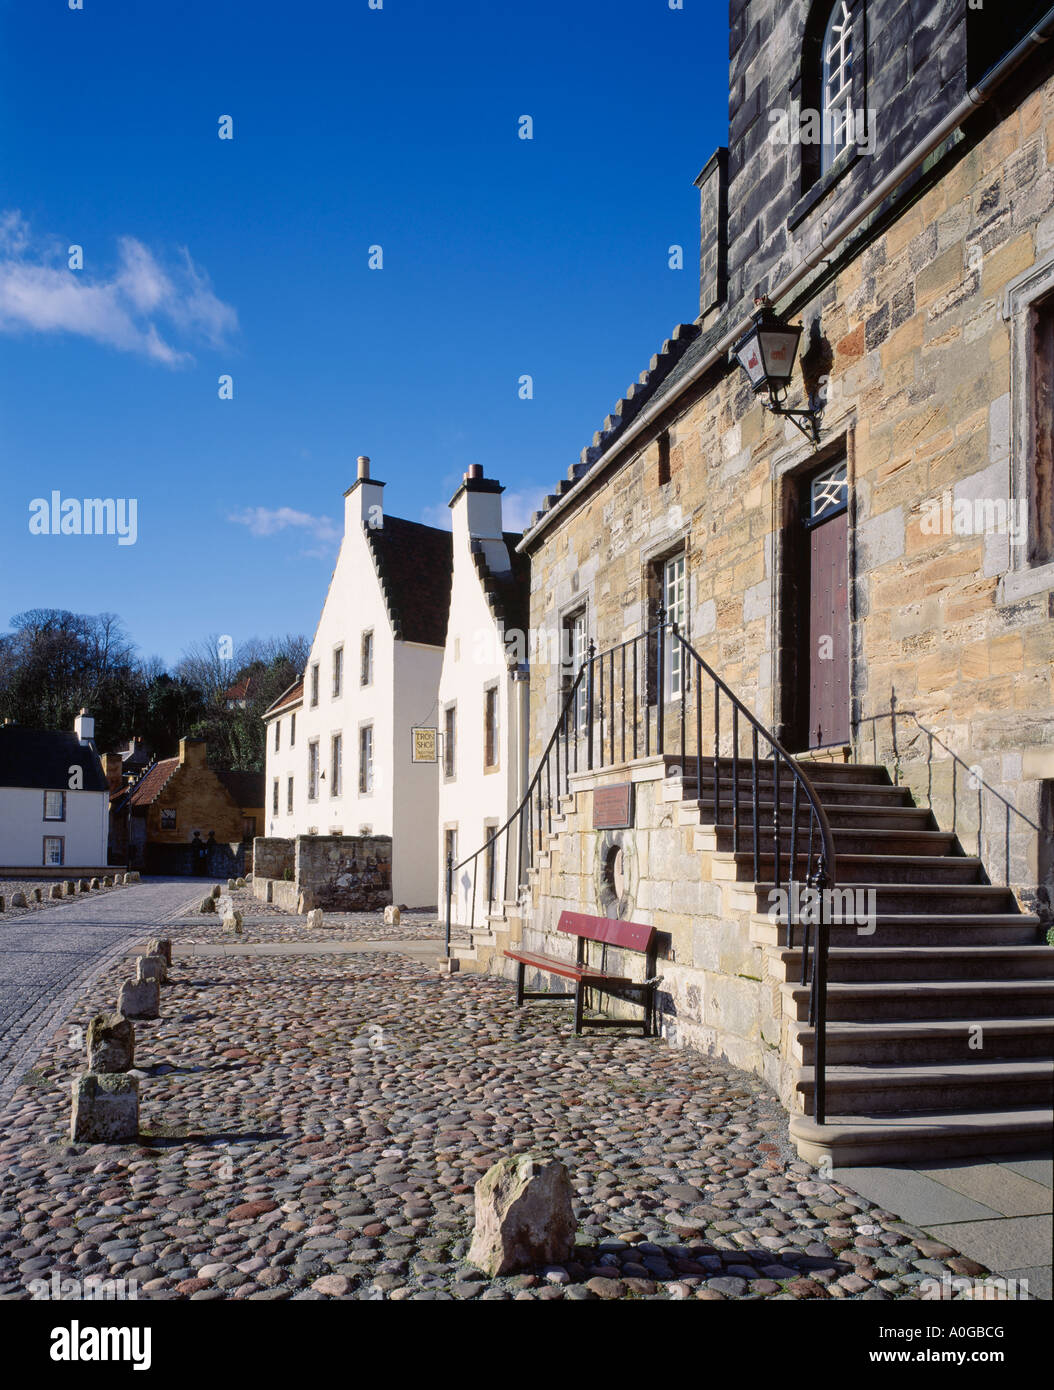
[516,6,1054,555]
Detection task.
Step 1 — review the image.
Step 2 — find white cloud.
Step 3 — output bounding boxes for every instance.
[229,505,341,548]
[0,210,237,366]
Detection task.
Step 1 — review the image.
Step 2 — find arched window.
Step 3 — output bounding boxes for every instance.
[821,1,854,175]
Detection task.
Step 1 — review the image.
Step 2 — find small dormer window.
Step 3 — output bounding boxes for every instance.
[821,1,853,175]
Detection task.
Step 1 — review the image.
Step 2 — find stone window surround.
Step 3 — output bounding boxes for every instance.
[332,644,344,699]
[361,629,374,687]
[160,807,177,830]
[442,701,457,781]
[483,680,500,774]
[330,731,343,799]
[1000,251,1054,603]
[792,0,868,206]
[309,663,319,708]
[307,738,320,802]
[43,789,66,822]
[42,834,64,867]
[358,722,374,796]
[640,528,691,707]
[286,776,294,814]
[272,778,279,814]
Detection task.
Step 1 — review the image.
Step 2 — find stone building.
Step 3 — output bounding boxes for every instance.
[450,2,1054,1165]
[436,465,531,924]
[110,736,264,875]
[261,457,453,907]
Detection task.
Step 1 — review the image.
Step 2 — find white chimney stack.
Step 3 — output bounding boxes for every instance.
[345,453,385,532]
[74,709,95,743]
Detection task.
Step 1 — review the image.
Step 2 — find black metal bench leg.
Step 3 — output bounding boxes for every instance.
[516,961,525,1007]
[573,978,584,1034]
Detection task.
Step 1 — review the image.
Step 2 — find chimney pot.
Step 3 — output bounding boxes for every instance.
[465,464,484,481]
[357,455,370,480]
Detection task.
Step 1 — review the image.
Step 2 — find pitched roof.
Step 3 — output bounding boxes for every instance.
[470,533,531,639]
[216,769,265,808]
[263,678,304,719]
[364,516,453,647]
[222,677,254,701]
[518,321,703,545]
[127,757,178,808]
[0,726,108,792]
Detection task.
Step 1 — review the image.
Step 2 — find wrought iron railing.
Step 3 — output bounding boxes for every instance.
[445,614,838,1123]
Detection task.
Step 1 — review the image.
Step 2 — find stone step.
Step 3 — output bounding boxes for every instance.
[685,800,936,832]
[752,912,1043,948]
[722,852,985,885]
[784,978,1054,1023]
[747,882,1018,914]
[779,943,1054,983]
[790,1106,1053,1166]
[796,1060,1054,1115]
[663,755,892,786]
[677,779,915,808]
[795,1016,1054,1065]
[710,826,959,857]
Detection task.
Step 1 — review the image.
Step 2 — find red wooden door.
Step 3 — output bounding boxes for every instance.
[807,509,849,748]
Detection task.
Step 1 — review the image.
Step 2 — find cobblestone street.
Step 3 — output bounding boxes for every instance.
[0,887,1010,1302]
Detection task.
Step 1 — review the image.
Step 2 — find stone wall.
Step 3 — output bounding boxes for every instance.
[295,835,393,912]
[253,837,295,882]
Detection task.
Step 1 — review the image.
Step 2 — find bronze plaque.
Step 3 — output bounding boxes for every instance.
[593,782,633,829]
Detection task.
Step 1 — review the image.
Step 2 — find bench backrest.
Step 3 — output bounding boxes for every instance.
[558,910,655,954]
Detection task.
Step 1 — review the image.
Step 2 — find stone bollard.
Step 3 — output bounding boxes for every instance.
[137,954,167,986]
[87,1013,135,1072]
[199,895,216,914]
[383,904,401,925]
[237,876,248,888]
[89,877,100,889]
[115,873,126,884]
[146,938,172,967]
[117,976,160,1020]
[305,908,324,931]
[222,913,243,935]
[125,871,140,882]
[32,887,42,902]
[10,891,27,908]
[211,884,221,900]
[296,889,315,915]
[227,878,237,892]
[70,1073,139,1143]
[49,884,63,900]
[63,881,75,896]
[467,1155,576,1277]
[77,879,89,893]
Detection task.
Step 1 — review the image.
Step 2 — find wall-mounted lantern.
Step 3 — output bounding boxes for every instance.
[732,297,822,444]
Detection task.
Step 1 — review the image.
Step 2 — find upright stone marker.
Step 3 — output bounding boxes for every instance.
[147,938,172,967]
[137,954,167,986]
[118,977,160,1020]
[10,891,27,908]
[70,1074,139,1143]
[305,908,324,931]
[87,1013,135,1073]
[467,1155,576,1276]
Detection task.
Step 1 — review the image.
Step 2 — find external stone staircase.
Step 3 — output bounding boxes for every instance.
[450,751,1053,1166]
[678,754,1053,1164]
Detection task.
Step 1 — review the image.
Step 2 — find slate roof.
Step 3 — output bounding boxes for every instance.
[0,726,108,792]
[471,533,531,639]
[518,320,707,545]
[364,516,453,647]
[217,770,265,808]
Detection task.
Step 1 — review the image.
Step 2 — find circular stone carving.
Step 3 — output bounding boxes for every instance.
[594,829,637,919]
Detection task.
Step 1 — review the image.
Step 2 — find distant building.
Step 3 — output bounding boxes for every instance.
[437,466,531,922]
[0,711,109,870]
[109,737,264,875]
[262,456,453,907]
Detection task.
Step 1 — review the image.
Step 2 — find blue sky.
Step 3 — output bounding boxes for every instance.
[0,0,728,668]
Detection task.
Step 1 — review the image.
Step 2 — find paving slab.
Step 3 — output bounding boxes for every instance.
[915,1161,1052,1218]
[926,1215,1053,1279]
[1000,1157,1052,1188]
[830,1164,1002,1225]
[1001,1266,1051,1300]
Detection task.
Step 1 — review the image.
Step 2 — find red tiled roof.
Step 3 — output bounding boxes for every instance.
[263,678,304,718]
[128,757,178,807]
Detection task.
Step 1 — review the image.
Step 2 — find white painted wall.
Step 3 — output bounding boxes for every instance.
[436,478,526,924]
[0,787,108,867]
[263,472,443,905]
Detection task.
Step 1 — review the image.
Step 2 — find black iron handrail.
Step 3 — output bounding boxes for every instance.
[444,616,838,1125]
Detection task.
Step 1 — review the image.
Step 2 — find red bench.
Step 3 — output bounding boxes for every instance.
[505,911,659,1036]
